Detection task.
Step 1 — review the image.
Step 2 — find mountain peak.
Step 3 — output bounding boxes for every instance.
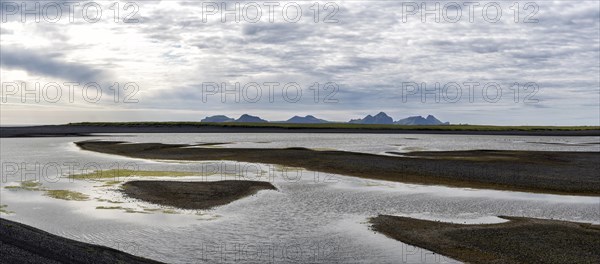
[202,112,448,125]
[201,115,234,122]
[395,115,447,125]
[235,114,267,123]
[425,115,443,123]
[285,115,329,124]
[349,112,394,124]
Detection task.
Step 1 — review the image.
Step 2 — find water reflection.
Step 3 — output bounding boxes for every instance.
[1,135,598,263]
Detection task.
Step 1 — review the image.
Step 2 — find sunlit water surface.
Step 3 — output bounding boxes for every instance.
[1,134,599,263]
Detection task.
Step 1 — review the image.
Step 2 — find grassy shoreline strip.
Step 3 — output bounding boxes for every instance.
[69,169,208,180]
[67,122,600,131]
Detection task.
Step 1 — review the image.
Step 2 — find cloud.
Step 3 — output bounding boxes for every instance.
[241,23,312,43]
[1,1,599,125]
[1,47,107,83]
[0,26,12,35]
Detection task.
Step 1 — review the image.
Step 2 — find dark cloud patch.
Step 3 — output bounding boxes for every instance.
[319,56,400,76]
[1,47,107,83]
[241,23,311,43]
[427,38,502,54]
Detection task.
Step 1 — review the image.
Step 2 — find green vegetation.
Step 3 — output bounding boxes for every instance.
[196,214,222,221]
[96,206,124,210]
[4,181,89,201]
[44,190,90,201]
[0,204,13,214]
[4,180,45,191]
[160,209,179,214]
[311,148,338,151]
[96,198,123,204]
[68,121,600,131]
[96,180,122,187]
[272,164,304,171]
[69,169,205,181]
[96,206,179,214]
[123,208,150,214]
[77,141,600,196]
[141,208,179,214]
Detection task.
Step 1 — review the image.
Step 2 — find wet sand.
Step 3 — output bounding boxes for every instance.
[77,141,600,196]
[0,218,163,264]
[121,180,277,210]
[370,215,600,264]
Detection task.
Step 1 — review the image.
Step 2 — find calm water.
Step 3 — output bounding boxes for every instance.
[1,134,599,263]
[95,133,600,154]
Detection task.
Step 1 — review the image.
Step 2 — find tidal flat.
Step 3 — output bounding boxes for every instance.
[370,215,600,264]
[2,135,598,263]
[76,141,600,196]
[121,180,277,210]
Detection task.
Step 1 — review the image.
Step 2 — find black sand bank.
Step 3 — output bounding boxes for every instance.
[0,218,163,264]
[77,141,600,196]
[122,180,277,210]
[370,215,600,264]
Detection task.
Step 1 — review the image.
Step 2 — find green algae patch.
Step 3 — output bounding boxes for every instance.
[124,208,150,214]
[5,181,89,202]
[97,206,165,214]
[311,148,338,151]
[96,198,123,204]
[44,190,90,201]
[95,180,122,187]
[5,180,45,191]
[271,164,305,172]
[160,209,179,214]
[96,206,124,210]
[0,204,14,214]
[141,208,179,214]
[197,214,222,221]
[77,141,600,196]
[69,169,209,181]
[364,181,391,187]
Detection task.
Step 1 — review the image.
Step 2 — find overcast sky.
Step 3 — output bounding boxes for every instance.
[1,0,599,125]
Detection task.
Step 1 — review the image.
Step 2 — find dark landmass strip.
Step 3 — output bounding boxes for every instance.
[370,215,600,264]
[76,141,600,196]
[122,180,277,210]
[2,123,599,137]
[0,218,163,264]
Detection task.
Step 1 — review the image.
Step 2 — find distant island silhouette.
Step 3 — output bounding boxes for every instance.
[201,112,449,125]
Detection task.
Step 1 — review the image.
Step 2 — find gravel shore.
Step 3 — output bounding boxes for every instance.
[0,218,163,264]
[370,215,600,264]
[122,180,277,209]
